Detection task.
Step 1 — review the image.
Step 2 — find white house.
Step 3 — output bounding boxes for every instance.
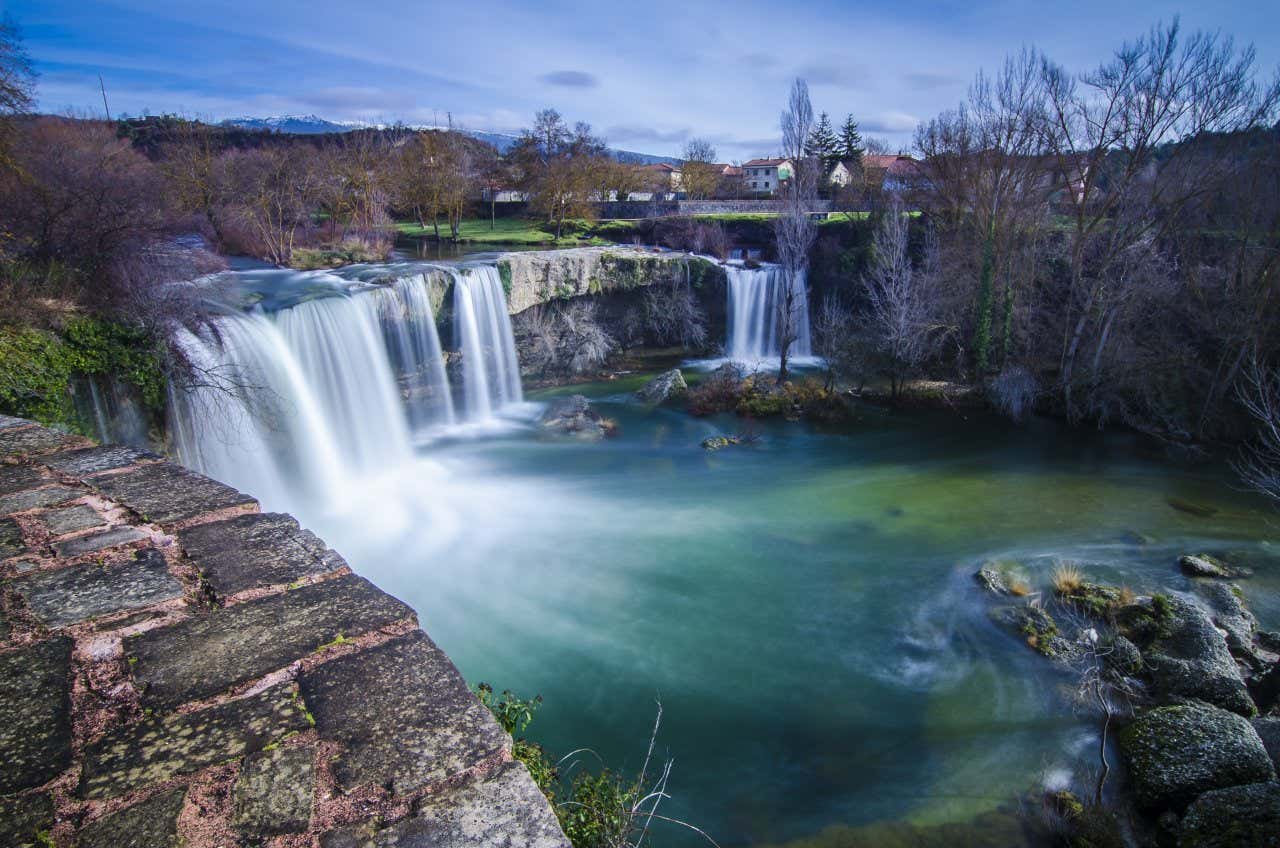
[741,158,792,195]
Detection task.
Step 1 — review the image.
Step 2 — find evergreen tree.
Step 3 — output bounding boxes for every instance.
[838,114,864,164]
[804,112,839,168]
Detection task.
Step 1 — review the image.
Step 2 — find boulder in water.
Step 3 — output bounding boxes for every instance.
[539,395,614,440]
[636,369,688,405]
[975,565,1009,596]
[1118,703,1275,812]
[1178,782,1280,847]
[701,435,740,451]
[1179,554,1251,579]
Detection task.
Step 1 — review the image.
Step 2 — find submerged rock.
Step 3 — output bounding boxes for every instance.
[635,368,687,405]
[538,395,614,440]
[1179,554,1251,580]
[1178,782,1280,848]
[1118,703,1275,812]
[701,435,740,451]
[1168,498,1219,518]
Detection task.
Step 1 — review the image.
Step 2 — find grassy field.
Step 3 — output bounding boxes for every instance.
[395,218,614,246]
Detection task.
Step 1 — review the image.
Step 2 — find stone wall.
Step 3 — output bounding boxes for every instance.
[0,415,569,847]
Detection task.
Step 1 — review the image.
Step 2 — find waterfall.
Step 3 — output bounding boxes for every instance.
[169,271,460,514]
[726,264,811,361]
[451,265,523,419]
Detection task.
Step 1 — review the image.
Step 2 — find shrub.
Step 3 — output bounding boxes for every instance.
[1051,563,1085,594]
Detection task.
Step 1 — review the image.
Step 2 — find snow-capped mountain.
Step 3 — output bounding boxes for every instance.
[223,115,678,164]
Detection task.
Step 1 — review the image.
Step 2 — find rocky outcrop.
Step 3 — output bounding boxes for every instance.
[1118,703,1276,812]
[0,418,569,846]
[1178,782,1280,848]
[539,395,613,440]
[1139,595,1256,715]
[636,369,687,405]
[497,247,725,314]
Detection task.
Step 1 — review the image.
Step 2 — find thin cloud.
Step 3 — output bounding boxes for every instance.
[539,70,599,88]
[797,61,871,89]
[860,111,920,133]
[605,125,690,145]
[903,71,957,90]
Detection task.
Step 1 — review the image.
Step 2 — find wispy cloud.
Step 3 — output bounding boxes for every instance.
[605,125,690,145]
[902,71,957,91]
[539,70,599,88]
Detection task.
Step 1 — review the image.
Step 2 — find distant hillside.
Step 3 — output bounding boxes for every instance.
[223,115,680,164]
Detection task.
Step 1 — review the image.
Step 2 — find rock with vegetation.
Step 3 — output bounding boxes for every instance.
[1193,582,1258,660]
[1179,554,1250,579]
[1177,781,1280,848]
[1118,703,1276,812]
[700,435,741,451]
[992,604,1082,663]
[539,395,614,440]
[1127,594,1256,716]
[636,369,687,405]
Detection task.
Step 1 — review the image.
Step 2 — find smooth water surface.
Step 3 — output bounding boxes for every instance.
[292,382,1279,847]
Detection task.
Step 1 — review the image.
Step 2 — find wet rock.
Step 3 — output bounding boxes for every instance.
[233,744,316,836]
[78,787,186,848]
[11,548,183,628]
[1193,582,1257,659]
[539,395,612,440]
[701,435,740,451]
[90,461,256,527]
[0,637,73,794]
[1141,595,1256,716]
[975,565,1010,595]
[179,512,346,598]
[636,368,687,404]
[39,503,106,535]
[1252,663,1280,715]
[0,484,81,516]
[320,761,570,848]
[52,525,147,558]
[0,425,83,459]
[42,444,158,478]
[79,682,309,799]
[1118,703,1275,812]
[126,573,415,710]
[1258,631,1280,653]
[1252,717,1280,772]
[1178,782,1280,848]
[0,413,29,429]
[0,792,55,847]
[1106,635,1144,676]
[0,516,24,558]
[300,630,508,795]
[992,604,1082,663]
[1179,554,1250,579]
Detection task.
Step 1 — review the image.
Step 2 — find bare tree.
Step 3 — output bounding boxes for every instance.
[1236,357,1280,505]
[774,78,818,384]
[861,199,940,398]
[0,15,34,172]
[510,110,608,239]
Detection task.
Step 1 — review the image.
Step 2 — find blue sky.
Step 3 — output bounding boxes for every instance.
[6,0,1279,160]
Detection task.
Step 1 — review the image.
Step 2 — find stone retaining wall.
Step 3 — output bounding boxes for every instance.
[0,415,570,847]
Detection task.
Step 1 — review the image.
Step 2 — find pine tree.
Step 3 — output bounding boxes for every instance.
[838,114,864,165]
[804,112,839,168]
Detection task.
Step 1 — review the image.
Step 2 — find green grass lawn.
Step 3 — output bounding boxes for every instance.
[395,218,615,246]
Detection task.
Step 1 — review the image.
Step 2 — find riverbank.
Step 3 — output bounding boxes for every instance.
[0,416,568,847]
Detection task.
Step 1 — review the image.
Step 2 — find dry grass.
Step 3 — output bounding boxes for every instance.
[1009,579,1033,597]
[1117,586,1136,605]
[1051,563,1085,594]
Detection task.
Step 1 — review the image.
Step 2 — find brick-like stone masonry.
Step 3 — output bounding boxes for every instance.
[0,415,570,847]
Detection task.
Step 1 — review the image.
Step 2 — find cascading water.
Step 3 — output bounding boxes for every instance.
[451,265,523,419]
[726,264,811,361]
[169,270,461,516]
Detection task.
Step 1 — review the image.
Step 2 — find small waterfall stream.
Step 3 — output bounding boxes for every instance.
[726,264,811,361]
[452,265,523,419]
